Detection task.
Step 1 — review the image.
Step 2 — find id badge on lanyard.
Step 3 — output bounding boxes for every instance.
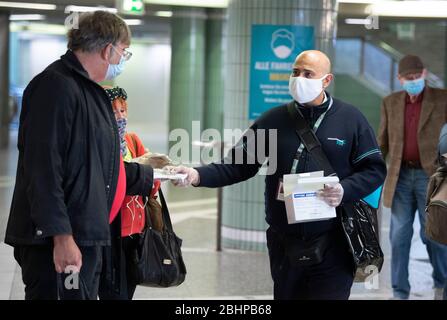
[275,97,333,202]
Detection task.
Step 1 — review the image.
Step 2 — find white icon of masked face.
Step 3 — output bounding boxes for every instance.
[271,29,295,59]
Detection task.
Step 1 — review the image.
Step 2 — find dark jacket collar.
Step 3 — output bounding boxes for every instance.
[60,50,93,81]
[296,91,332,126]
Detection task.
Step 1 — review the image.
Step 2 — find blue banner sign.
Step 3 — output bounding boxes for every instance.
[249,25,314,119]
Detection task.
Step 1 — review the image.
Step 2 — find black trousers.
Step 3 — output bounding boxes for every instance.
[13,244,104,300]
[266,227,355,300]
[98,236,139,300]
[97,213,139,300]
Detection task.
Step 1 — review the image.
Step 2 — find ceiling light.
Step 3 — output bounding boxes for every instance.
[144,0,228,8]
[366,1,447,18]
[10,22,66,35]
[155,11,173,17]
[0,1,56,10]
[124,19,143,25]
[345,18,371,25]
[338,0,377,3]
[64,5,118,14]
[10,14,46,21]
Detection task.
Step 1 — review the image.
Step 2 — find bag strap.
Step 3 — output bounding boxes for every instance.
[286,102,336,176]
[143,188,173,232]
[144,196,154,229]
[157,189,174,231]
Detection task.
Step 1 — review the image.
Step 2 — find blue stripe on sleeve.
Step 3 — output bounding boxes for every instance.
[353,148,381,164]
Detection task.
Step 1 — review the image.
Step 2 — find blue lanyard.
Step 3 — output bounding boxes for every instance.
[290,97,333,174]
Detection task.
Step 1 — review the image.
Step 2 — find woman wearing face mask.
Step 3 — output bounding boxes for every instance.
[98,86,168,300]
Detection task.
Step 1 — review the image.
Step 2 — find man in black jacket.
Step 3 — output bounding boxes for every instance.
[5,11,153,300]
[170,50,387,299]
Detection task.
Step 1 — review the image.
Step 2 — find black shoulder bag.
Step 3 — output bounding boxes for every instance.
[287,102,384,282]
[128,189,187,287]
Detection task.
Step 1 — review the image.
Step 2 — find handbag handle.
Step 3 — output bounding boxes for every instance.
[144,195,153,229]
[143,188,174,232]
[157,189,174,232]
[286,102,336,176]
[145,188,173,231]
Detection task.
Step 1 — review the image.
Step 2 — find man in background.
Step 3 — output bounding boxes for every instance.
[378,54,447,300]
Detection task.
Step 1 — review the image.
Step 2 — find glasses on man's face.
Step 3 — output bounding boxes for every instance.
[112,45,132,61]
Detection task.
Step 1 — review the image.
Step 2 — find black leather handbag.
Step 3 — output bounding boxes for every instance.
[287,102,384,282]
[128,189,187,287]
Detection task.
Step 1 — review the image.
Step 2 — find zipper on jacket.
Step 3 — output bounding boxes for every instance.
[102,88,120,207]
[310,107,314,127]
[66,53,120,210]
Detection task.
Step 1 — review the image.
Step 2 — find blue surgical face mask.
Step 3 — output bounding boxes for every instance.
[105,55,126,80]
[402,77,425,96]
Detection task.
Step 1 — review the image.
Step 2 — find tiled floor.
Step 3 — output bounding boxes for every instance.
[0,132,438,300]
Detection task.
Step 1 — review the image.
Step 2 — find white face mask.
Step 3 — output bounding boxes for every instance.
[289,74,329,104]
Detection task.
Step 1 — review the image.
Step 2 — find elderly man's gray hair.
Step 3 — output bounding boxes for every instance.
[67,11,130,53]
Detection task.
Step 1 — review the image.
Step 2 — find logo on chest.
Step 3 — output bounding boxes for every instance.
[327,137,346,147]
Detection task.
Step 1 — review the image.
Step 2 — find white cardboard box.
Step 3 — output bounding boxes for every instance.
[283,174,339,224]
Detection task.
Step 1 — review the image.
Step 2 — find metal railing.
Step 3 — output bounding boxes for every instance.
[334,37,444,96]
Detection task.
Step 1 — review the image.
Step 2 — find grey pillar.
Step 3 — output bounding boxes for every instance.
[0,11,10,148]
[204,9,226,133]
[168,8,206,153]
[221,0,338,251]
[445,23,447,85]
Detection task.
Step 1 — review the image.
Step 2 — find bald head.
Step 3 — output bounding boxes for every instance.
[293,50,331,77]
[289,50,334,105]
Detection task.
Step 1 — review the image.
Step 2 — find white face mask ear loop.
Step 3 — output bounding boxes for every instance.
[143,197,149,210]
[134,196,149,210]
[134,196,148,235]
[126,197,137,237]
